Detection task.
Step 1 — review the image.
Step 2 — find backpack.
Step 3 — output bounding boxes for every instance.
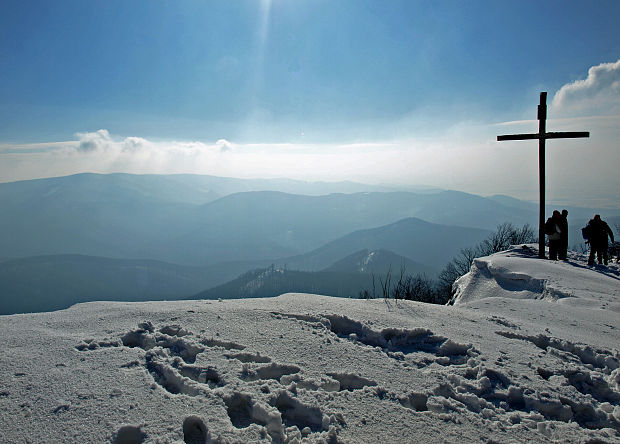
[581,224,591,241]
[544,219,556,236]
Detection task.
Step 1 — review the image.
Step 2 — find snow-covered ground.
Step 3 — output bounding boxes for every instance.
[1,246,619,443]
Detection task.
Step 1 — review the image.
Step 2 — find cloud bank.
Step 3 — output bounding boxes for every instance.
[1,122,619,208]
[552,59,620,117]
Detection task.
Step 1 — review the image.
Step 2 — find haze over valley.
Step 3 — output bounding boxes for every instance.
[2,172,619,315]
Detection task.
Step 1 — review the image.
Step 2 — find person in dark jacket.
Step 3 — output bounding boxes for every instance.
[587,214,615,265]
[559,209,569,260]
[545,210,563,260]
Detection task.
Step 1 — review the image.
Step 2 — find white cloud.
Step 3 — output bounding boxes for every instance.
[121,136,152,152]
[74,130,154,154]
[552,59,620,116]
[1,126,619,208]
[216,139,234,153]
[75,129,112,152]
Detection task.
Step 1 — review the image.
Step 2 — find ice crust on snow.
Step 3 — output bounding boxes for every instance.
[0,245,619,442]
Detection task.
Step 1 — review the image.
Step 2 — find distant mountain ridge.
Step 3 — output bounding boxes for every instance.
[1,174,538,265]
[0,254,216,315]
[278,217,490,272]
[323,249,428,274]
[0,215,482,314]
[192,248,436,302]
[0,172,397,206]
[191,266,376,301]
[3,172,617,314]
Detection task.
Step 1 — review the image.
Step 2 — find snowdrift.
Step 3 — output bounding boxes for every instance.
[453,244,620,311]
[0,246,618,443]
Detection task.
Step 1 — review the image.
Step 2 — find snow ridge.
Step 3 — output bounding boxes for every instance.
[452,245,619,307]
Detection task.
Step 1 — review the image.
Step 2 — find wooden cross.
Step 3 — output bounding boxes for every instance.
[497,92,589,258]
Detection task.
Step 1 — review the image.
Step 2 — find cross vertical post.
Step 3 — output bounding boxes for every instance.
[538,92,546,259]
[497,92,589,259]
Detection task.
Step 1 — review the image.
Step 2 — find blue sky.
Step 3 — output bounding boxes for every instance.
[1,1,619,206]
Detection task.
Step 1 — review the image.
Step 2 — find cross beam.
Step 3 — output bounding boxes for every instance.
[497,92,589,258]
[498,132,590,141]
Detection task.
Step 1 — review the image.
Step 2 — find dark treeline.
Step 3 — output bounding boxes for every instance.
[193,265,377,300]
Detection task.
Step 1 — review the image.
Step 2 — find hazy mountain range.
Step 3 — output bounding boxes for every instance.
[0,255,211,315]
[1,173,618,314]
[1,174,518,264]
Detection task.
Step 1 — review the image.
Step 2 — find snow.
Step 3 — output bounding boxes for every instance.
[453,244,620,311]
[0,246,619,443]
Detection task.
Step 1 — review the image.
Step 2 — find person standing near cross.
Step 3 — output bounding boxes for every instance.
[559,209,569,260]
[497,92,589,259]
